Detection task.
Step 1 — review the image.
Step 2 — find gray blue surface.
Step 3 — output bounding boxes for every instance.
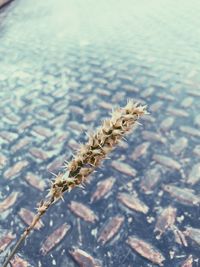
[0,1,200,266]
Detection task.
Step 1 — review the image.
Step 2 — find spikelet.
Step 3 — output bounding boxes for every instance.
[49,100,147,201]
[2,100,147,267]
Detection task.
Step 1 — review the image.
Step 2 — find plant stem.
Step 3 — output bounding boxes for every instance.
[2,232,27,267]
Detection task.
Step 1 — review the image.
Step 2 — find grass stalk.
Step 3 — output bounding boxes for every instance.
[2,100,147,267]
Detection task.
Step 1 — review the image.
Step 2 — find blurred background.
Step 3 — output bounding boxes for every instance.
[0,0,200,266]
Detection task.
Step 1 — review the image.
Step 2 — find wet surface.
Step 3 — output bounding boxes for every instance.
[0,0,200,266]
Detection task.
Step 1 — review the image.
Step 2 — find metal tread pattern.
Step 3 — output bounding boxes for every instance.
[0,1,200,266]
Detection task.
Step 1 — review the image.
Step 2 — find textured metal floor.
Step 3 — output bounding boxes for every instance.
[0,1,200,266]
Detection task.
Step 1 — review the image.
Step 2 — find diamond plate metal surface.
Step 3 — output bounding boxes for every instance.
[0,1,200,266]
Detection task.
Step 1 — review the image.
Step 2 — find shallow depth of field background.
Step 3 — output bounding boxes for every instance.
[0,1,200,266]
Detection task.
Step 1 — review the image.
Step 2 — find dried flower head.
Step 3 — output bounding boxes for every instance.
[50,100,147,202]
